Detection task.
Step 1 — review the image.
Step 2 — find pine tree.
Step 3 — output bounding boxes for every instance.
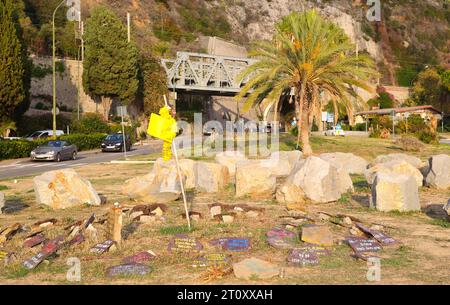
[83,6,139,120]
[0,0,31,123]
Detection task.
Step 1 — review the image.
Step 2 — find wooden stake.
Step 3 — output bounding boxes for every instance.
[172,143,191,230]
[109,203,123,245]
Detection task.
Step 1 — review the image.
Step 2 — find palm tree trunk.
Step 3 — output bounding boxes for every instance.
[295,84,305,149]
[301,102,313,156]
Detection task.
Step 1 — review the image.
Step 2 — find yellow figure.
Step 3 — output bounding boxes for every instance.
[148,106,177,161]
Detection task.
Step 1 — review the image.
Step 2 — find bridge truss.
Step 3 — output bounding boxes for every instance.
[161,52,256,94]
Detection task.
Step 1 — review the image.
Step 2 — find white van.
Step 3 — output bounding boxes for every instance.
[25,130,65,141]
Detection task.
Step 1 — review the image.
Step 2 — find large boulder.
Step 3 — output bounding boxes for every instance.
[215,151,247,176]
[153,158,196,189]
[365,160,423,188]
[319,152,368,175]
[425,155,450,190]
[34,169,101,209]
[371,172,420,212]
[0,192,4,214]
[262,150,303,177]
[194,162,229,193]
[122,159,186,203]
[374,153,426,169]
[235,160,276,197]
[276,156,354,204]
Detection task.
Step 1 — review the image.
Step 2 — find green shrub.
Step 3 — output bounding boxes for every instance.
[0,134,107,160]
[415,130,438,144]
[60,133,107,151]
[396,114,427,134]
[71,113,110,134]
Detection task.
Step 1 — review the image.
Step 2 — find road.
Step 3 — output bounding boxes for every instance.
[0,142,162,180]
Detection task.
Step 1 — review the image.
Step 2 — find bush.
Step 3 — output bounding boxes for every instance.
[71,113,110,134]
[60,133,107,151]
[416,130,438,144]
[0,133,107,160]
[396,114,427,134]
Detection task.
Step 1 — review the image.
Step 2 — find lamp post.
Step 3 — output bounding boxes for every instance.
[52,0,66,138]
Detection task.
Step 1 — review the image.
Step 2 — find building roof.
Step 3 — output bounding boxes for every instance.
[356,105,442,116]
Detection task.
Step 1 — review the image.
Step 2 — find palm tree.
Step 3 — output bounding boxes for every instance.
[236,10,378,156]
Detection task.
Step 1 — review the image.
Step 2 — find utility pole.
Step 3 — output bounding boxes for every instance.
[52,0,66,138]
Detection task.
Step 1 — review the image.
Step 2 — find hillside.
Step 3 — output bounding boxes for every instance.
[20,0,450,86]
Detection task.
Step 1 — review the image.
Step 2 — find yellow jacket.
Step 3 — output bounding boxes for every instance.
[158,106,177,141]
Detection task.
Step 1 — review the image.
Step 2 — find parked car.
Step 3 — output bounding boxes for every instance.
[101,133,132,152]
[25,130,65,141]
[324,126,346,137]
[31,140,77,162]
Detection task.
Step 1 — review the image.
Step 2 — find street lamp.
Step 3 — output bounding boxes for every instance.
[52,0,66,138]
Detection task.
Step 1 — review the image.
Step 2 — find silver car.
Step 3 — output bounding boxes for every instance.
[31,141,77,162]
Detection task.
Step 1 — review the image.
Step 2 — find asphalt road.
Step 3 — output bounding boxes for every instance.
[0,142,162,180]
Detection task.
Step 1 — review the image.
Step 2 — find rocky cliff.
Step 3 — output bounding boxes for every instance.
[80,0,450,85]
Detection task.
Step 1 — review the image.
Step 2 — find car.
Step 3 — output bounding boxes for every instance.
[324,126,346,137]
[25,130,65,141]
[31,140,77,162]
[101,133,132,152]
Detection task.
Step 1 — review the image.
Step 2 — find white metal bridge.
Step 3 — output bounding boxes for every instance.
[161,52,256,95]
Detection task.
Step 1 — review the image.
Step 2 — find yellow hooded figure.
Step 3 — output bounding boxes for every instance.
[147,106,177,161]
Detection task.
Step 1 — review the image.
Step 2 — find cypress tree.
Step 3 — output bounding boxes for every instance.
[0,0,30,123]
[83,6,139,120]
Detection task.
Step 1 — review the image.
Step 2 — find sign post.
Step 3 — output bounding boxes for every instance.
[117,106,128,160]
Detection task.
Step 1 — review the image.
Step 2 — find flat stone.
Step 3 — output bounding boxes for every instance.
[233,257,279,280]
[222,215,234,224]
[210,205,222,218]
[267,226,298,249]
[425,154,450,189]
[122,251,156,264]
[168,235,203,253]
[106,263,151,277]
[301,225,334,247]
[287,248,319,266]
[34,169,101,209]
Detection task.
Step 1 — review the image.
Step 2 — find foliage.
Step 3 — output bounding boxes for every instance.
[0,133,107,160]
[415,129,438,144]
[59,133,107,151]
[395,114,427,134]
[70,113,110,134]
[176,0,231,38]
[367,92,395,109]
[411,69,443,106]
[236,10,378,155]
[138,55,167,117]
[0,0,31,123]
[395,65,420,87]
[83,6,140,106]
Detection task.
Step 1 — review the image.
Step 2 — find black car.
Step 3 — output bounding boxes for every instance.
[101,133,132,152]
